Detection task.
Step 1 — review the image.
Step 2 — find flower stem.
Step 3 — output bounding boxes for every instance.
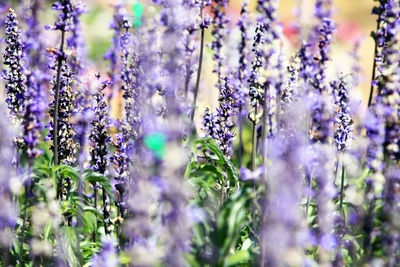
[334,151,342,184]
[305,168,313,216]
[368,23,380,107]
[19,163,32,265]
[93,184,98,242]
[191,6,205,123]
[184,33,192,100]
[238,104,243,168]
[261,85,268,182]
[103,189,109,235]
[53,30,66,166]
[251,105,258,171]
[340,165,345,217]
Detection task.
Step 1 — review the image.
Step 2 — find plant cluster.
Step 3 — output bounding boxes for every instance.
[0,0,399,266]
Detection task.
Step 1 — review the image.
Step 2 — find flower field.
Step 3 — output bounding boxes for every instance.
[0,0,399,266]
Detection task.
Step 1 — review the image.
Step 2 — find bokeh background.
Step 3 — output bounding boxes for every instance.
[75,0,375,113]
[9,0,376,118]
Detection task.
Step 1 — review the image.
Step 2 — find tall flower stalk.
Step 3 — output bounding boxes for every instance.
[46,0,74,166]
[237,1,249,167]
[89,79,112,237]
[3,9,27,119]
[3,9,27,154]
[190,0,210,122]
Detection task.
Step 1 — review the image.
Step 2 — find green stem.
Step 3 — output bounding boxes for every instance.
[103,188,109,235]
[368,22,380,107]
[93,184,97,242]
[19,163,32,265]
[238,104,243,168]
[305,169,313,216]
[251,106,258,171]
[183,33,192,100]
[190,6,205,123]
[340,165,345,217]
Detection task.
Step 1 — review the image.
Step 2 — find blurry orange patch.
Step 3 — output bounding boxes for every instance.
[283,22,299,45]
[336,21,364,44]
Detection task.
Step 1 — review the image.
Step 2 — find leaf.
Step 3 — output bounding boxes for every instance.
[195,138,239,190]
[43,221,53,241]
[82,211,97,235]
[83,170,114,203]
[225,250,250,266]
[60,226,81,267]
[196,165,225,184]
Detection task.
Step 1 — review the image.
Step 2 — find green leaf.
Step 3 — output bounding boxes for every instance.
[196,165,225,184]
[82,211,97,235]
[43,221,53,241]
[225,250,250,266]
[83,170,114,203]
[60,226,81,267]
[195,138,239,190]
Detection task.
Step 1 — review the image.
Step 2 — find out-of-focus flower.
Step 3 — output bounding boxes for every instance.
[0,104,17,249]
[22,72,45,160]
[92,236,119,267]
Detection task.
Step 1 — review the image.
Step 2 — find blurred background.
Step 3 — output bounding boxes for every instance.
[5,0,376,116]
[73,0,375,113]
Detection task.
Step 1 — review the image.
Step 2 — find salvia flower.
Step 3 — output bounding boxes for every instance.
[67,2,86,73]
[22,72,45,160]
[331,75,353,151]
[282,55,300,106]
[215,73,238,155]
[23,0,49,79]
[111,129,129,219]
[45,0,74,32]
[90,85,112,175]
[46,65,78,165]
[104,4,131,98]
[236,1,250,112]
[0,104,17,249]
[91,236,119,267]
[202,107,217,139]
[211,0,230,87]
[373,1,400,161]
[261,102,309,266]
[3,9,27,117]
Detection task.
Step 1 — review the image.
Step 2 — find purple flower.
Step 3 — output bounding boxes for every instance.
[261,101,309,266]
[46,0,74,32]
[67,2,87,72]
[46,65,79,165]
[331,75,353,151]
[0,104,17,248]
[22,72,45,160]
[211,0,230,86]
[104,4,131,98]
[90,85,111,175]
[365,102,385,172]
[214,73,238,156]
[3,9,27,117]
[202,107,217,139]
[371,1,400,161]
[111,129,129,218]
[91,236,119,267]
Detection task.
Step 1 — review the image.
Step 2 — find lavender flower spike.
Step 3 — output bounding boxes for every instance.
[3,9,27,118]
[331,75,353,152]
[23,72,45,160]
[0,104,18,255]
